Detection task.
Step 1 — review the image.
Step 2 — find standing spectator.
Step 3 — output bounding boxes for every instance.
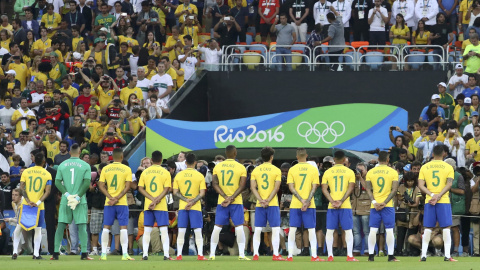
[465,125,480,161]
[178,46,199,81]
[258,0,280,42]
[351,164,370,256]
[438,0,459,32]
[463,33,480,74]
[213,16,242,48]
[175,0,199,25]
[11,98,36,139]
[413,130,442,162]
[287,0,309,42]
[271,14,296,71]
[320,12,344,71]
[0,172,16,210]
[198,39,222,71]
[78,0,94,36]
[332,0,351,42]
[12,19,27,46]
[368,0,389,46]
[456,97,475,133]
[414,0,439,28]
[22,9,40,39]
[459,0,473,33]
[448,64,469,98]
[230,0,249,42]
[463,110,478,136]
[444,121,466,167]
[462,75,480,98]
[53,140,71,165]
[313,0,333,36]
[14,131,35,166]
[0,97,15,129]
[351,0,373,41]
[391,0,415,33]
[150,62,174,103]
[98,127,126,160]
[438,82,455,119]
[430,13,454,65]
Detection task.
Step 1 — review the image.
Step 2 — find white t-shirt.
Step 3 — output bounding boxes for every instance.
[198,45,222,64]
[448,74,468,98]
[129,55,139,76]
[0,107,15,129]
[15,141,35,167]
[313,1,332,25]
[47,0,64,14]
[30,92,46,111]
[368,7,388,31]
[149,73,173,102]
[136,77,151,100]
[178,55,198,80]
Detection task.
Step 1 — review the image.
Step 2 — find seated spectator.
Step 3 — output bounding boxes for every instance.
[449,64,469,98]
[438,82,455,119]
[129,108,145,137]
[463,33,480,74]
[464,111,479,136]
[457,97,475,133]
[413,130,442,162]
[11,97,36,139]
[420,94,446,120]
[421,103,444,131]
[198,39,222,71]
[463,75,480,97]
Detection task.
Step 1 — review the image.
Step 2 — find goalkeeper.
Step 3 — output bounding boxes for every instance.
[51,143,93,260]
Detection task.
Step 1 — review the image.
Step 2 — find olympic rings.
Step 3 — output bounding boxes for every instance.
[296,121,346,144]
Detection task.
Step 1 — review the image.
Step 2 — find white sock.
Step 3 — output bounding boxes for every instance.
[235,226,246,257]
[422,229,432,258]
[33,227,42,257]
[308,228,317,257]
[288,227,297,258]
[345,229,353,257]
[272,227,280,256]
[120,229,128,255]
[93,247,98,252]
[253,227,262,256]
[177,228,186,256]
[143,227,152,257]
[101,228,110,254]
[194,228,203,256]
[12,225,22,254]
[368,227,378,255]
[386,228,395,255]
[326,229,334,257]
[210,225,222,257]
[160,226,170,258]
[443,228,451,258]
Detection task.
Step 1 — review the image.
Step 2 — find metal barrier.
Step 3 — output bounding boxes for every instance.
[269,44,312,71]
[403,45,447,71]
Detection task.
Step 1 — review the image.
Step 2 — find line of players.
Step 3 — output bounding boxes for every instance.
[11,143,457,262]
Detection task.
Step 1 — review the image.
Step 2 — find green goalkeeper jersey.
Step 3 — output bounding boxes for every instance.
[56,157,92,205]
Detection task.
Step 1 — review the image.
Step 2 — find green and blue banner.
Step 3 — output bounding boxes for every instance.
[146,104,407,158]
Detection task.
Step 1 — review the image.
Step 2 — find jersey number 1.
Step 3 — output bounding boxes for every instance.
[70,168,75,185]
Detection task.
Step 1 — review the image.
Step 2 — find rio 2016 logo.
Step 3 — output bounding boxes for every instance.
[214,125,284,143]
[297,121,346,144]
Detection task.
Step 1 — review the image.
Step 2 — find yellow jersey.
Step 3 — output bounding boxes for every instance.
[130,116,144,137]
[213,159,247,205]
[84,50,103,65]
[32,38,52,55]
[174,168,207,211]
[144,65,158,80]
[165,35,185,62]
[61,86,79,114]
[41,13,61,38]
[183,26,199,46]
[8,62,29,91]
[99,162,132,206]
[30,69,48,85]
[418,160,455,204]
[322,164,355,209]
[42,140,60,160]
[176,68,185,89]
[11,109,36,138]
[287,162,319,209]
[466,137,480,161]
[0,38,11,52]
[138,164,171,211]
[118,35,139,54]
[20,166,52,210]
[175,4,198,24]
[95,88,115,109]
[251,162,281,207]
[119,86,144,104]
[460,0,473,24]
[87,122,107,143]
[72,37,84,52]
[365,164,398,208]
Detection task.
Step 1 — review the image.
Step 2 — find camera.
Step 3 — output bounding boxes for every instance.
[188,15,194,19]
[473,165,480,176]
[103,75,110,81]
[390,126,396,131]
[74,67,79,73]
[39,99,43,104]
[106,132,114,136]
[5,129,12,134]
[45,130,52,134]
[224,17,230,21]
[403,191,414,205]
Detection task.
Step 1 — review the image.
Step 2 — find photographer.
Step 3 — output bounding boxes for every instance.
[38,103,70,131]
[94,75,120,109]
[26,81,46,112]
[198,38,222,71]
[101,95,124,121]
[389,126,414,163]
[87,163,107,256]
[10,97,36,139]
[136,1,165,45]
[351,162,371,256]
[413,130,442,162]
[98,127,126,161]
[395,171,421,256]
[443,121,466,168]
[279,162,291,256]
[178,45,199,81]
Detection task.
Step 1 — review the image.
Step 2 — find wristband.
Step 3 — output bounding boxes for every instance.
[75,196,81,202]
[64,192,70,198]
[430,193,434,197]
[372,200,377,204]
[36,200,42,206]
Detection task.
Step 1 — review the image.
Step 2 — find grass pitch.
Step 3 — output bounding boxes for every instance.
[0,255,478,270]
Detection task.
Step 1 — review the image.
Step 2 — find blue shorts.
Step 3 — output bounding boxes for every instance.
[38,210,45,228]
[103,205,129,226]
[178,210,203,228]
[423,203,453,228]
[255,206,281,227]
[369,207,395,229]
[215,204,244,226]
[289,208,316,228]
[326,209,353,230]
[144,210,169,227]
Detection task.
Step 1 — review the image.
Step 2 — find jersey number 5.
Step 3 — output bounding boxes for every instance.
[432,170,440,187]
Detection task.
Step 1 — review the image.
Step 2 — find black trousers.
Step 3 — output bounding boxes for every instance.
[45,201,57,254]
[461,217,471,249]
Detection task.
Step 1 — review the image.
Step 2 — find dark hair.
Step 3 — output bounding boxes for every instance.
[9,41,17,49]
[1,172,9,177]
[395,13,405,29]
[334,150,345,161]
[34,152,45,165]
[433,145,444,156]
[327,12,336,21]
[161,56,170,62]
[261,146,275,162]
[152,150,163,163]
[394,135,407,147]
[185,153,196,165]
[426,103,439,120]
[399,148,408,155]
[378,151,389,162]
[225,145,236,157]
[183,34,192,41]
[403,171,418,187]
[60,140,70,147]
[411,161,422,168]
